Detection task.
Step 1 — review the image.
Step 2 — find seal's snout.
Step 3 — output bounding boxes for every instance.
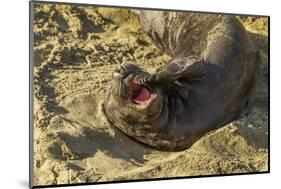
[111,64,156,106]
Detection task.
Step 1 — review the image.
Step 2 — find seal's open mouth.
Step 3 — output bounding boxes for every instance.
[129,82,151,104]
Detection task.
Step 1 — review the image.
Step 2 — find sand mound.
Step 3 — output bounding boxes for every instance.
[32,3,268,186]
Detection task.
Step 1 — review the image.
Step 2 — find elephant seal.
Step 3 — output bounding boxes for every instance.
[103,11,260,151]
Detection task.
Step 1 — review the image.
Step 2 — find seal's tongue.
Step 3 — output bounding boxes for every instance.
[130,82,151,104]
[133,87,151,104]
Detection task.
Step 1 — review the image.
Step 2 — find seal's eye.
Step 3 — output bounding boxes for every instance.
[129,82,151,104]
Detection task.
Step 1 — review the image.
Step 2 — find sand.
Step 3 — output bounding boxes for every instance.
[32,3,269,186]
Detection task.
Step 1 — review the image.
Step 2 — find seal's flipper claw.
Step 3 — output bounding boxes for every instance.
[141,74,156,84]
[133,73,154,85]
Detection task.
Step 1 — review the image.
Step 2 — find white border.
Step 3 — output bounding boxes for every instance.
[1,0,279,189]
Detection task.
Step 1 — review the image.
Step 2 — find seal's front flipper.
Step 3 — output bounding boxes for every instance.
[144,55,206,84]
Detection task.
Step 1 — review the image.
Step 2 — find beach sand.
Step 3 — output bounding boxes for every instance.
[32,3,269,186]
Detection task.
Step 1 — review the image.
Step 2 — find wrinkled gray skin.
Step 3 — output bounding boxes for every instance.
[103,11,260,151]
